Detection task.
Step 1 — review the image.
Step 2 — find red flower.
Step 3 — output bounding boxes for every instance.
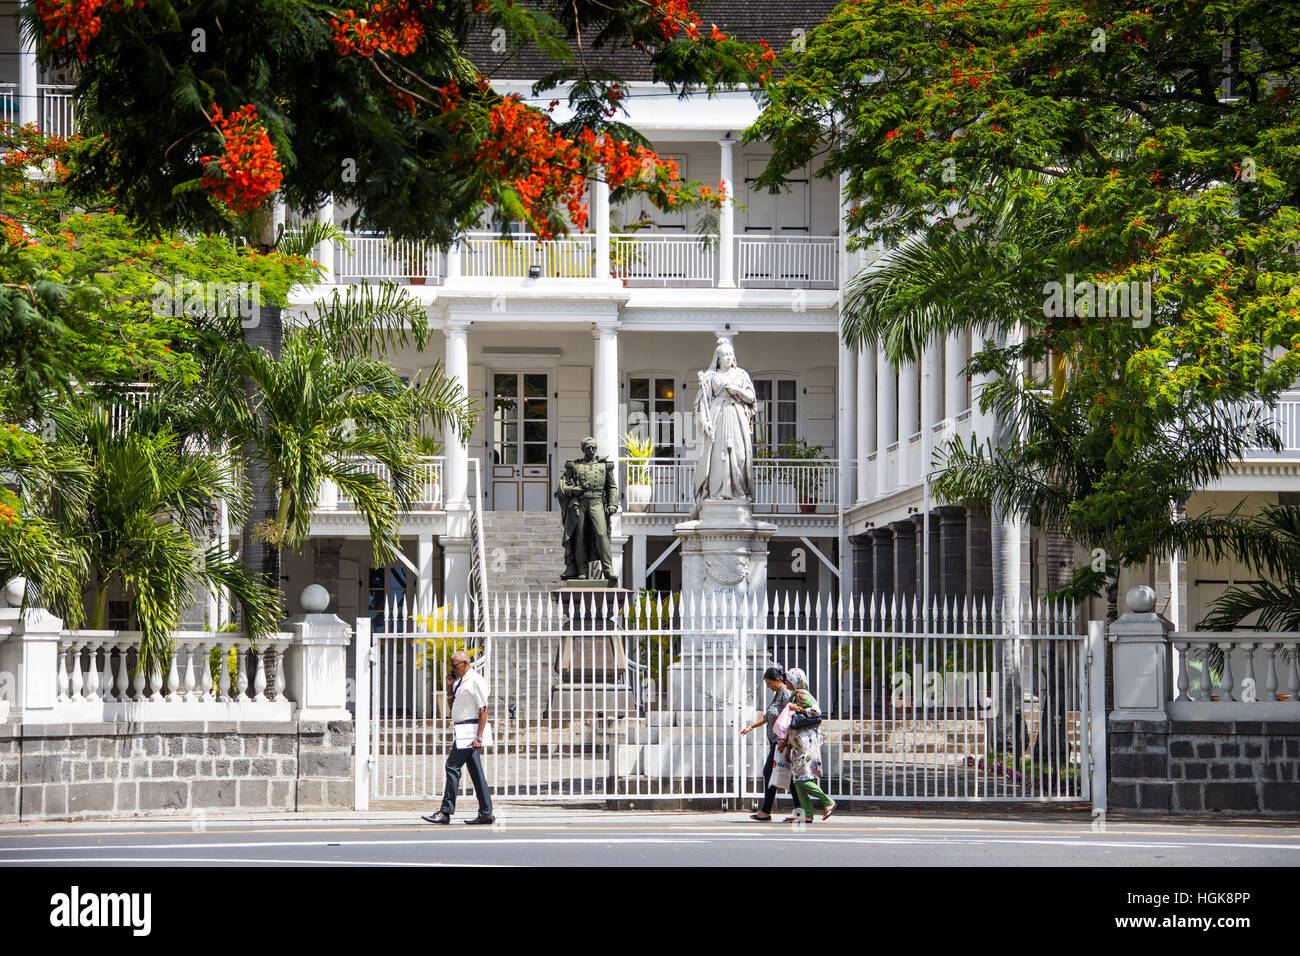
[199,103,283,215]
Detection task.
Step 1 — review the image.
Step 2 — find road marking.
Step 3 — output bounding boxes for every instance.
[4,857,512,867]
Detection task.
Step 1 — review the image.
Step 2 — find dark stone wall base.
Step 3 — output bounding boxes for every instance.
[0,719,354,822]
[1109,719,1300,815]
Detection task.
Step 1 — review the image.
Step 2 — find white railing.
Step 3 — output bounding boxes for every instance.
[620,456,842,515]
[861,451,878,501]
[105,384,154,436]
[905,431,923,487]
[1171,632,1300,716]
[737,235,838,288]
[612,234,715,286]
[321,456,444,512]
[37,84,76,138]
[40,630,295,723]
[1240,400,1300,457]
[0,83,17,128]
[335,233,441,284]
[462,232,595,278]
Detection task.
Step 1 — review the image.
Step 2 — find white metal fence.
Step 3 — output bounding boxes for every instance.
[335,233,441,283]
[462,232,594,278]
[363,592,1093,803]
[612,235,715,286]
[738,236,838,288]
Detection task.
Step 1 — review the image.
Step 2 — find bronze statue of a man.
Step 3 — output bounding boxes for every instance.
[556,437,619,582]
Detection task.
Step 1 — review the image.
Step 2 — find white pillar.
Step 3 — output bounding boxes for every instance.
[897,360,919,487]
[592,319,620,458]
[631,534,647,591]
[284,602,353,722]
[272,196,287,241]
[443,318,470,509]
[875,351,896,496]
[417,534,435,619]
[971,325,997,443]
[316,195,336,283]
[921,342,940,484]
[18,31,37,128]
[856,348,875,503]
[445,236,462,280]
[594,177,611,280]
[837,339,856,505]
[717,138,735,288]
[945,331,969,420]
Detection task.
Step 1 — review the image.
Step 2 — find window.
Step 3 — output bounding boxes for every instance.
[744,159,810,234]
[368,565,409,633]
[107,600,131,631]
[628,376,677,457]
[754,378,798,453]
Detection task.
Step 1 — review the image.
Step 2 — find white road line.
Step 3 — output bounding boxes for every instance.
[0,835,1294,852]
[4,857,512,867]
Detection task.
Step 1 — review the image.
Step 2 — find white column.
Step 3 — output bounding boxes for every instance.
[631,534,647,591]
[417,534,435,619]
[445,236,462,280]
[971,325,996,443]
[944,331,969,420]
[856,348,875,503]
[837,339,856,505]
[316,195,336,283]
[592,319,620,458]
[717,138,735,288]
[443,318,470,509]
[594,177,611,280]
[18,30,37,128]
[272,196,287,241]
[921,343,940,481]
[897,360,919,487]
[875,351,897,495]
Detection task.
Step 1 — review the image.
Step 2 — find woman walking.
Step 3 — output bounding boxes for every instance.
[781,667,835,822]
[740,664,792,821]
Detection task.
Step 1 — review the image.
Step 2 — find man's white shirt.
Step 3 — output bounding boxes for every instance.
[451,669,490,724]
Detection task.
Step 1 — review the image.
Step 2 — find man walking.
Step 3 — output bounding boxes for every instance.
[422,651,494,825]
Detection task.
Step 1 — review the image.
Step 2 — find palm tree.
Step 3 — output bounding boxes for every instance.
[30,397,280,673]
[1181,504,1300,632]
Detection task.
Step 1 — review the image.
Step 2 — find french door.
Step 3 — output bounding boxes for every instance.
[489,370,552,511]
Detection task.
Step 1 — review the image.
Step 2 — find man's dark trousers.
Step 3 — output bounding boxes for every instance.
[440,745,493,817]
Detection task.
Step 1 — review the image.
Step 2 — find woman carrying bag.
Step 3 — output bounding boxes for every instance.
[740,665,792,821]
[779,668,835,822]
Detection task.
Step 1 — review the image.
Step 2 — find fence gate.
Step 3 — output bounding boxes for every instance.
[363,593,1096,805]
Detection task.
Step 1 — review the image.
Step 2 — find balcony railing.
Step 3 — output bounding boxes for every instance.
[318,456,445,513]
[335,233,441,284]
[330,231,839,288]
[1241,400,1300,457]
[620,456,843,515]
[0,83,77,139]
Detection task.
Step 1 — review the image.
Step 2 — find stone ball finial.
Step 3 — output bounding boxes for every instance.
[300,584,330,613]
[3,577,27,608]
[1126,585,1156,614]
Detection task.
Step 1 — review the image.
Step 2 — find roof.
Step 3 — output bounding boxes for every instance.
[464,0,838,82]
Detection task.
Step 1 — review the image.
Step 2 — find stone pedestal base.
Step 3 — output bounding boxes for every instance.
[674,499,777,610]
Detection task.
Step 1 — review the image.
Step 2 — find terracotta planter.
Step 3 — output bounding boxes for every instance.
[799,501,818,514]
[1277,693,1292,701]
[409,275,427,286]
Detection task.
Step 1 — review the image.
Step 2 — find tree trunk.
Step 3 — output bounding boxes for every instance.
[240,303,284,638]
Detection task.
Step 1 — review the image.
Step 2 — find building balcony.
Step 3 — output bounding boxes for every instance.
[620,455,846,522]
[315,456,446,514]
[0,83,77,138]
[332,231,840,289]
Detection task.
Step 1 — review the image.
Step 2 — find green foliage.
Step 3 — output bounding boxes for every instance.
[622,589,681,685]
[758,438,828,501]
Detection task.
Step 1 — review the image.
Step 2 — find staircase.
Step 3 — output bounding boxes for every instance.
[479,510,568,594]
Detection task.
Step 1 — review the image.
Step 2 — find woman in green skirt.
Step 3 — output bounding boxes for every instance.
[779,668,835,822]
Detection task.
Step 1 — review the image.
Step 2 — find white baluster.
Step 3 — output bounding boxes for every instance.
[165,647,181,701]
[101,642,115,702]
[216,643,230,703]
[273,641,287,702]
[1263,644,1278,701]
[1175,641,1190,702]
[56,641,70,701]
[234,646,248,702]
[1241,642,1257,703]
[253,646,268,702]
[69,641,85,701]
[131,647,147,702]
[84,641,101,702]
[198,641,212,702]
[148,657,163,703]
[115,642,129,705]
[181,643,197,702]
[1217,641,1235,702]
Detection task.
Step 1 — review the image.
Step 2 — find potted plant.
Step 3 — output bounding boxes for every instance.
[415,434,443,506]
[769,438,829,513]
[623,431,655,512]
[390,237,432,285]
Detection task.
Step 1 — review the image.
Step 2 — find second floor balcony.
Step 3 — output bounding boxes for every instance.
[332,231,840,289]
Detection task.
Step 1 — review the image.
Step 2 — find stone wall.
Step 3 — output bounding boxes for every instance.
[0,719,354,822]
[1109,719,1300,814]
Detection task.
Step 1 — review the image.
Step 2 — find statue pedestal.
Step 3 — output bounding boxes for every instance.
[621,500,775,780]
[546,586,635,719]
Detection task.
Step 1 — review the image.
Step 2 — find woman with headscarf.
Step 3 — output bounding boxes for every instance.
[691,337,756,518]
[740,664,792,821]
[779,667,835,822]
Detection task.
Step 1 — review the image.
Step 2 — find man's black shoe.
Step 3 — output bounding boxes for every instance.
[465,814,495,825]
[421,811,451,824]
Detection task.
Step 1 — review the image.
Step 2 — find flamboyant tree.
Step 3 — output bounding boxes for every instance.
[752,0,1300,608]
[26,0,776,240]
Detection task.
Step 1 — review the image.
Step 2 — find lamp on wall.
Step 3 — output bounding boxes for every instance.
[527,264,542,278]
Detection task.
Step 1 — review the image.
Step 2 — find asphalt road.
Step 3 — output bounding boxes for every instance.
[1,807,1297,867]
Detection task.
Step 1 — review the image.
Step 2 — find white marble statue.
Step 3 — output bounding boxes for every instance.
[692,337,756,517]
